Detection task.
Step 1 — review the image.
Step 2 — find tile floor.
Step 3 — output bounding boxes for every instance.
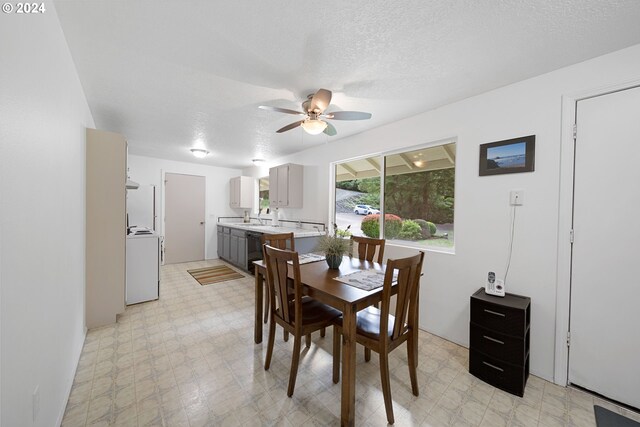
[62,260,640,426]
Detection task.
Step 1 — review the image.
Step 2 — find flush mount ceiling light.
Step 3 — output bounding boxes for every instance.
[413,160,426,167]
[300,119,328,135]
[252,158,266,165]
[190,148,209,158]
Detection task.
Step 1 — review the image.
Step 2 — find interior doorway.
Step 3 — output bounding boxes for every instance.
[164,173,205,264]
[568,85,640,409]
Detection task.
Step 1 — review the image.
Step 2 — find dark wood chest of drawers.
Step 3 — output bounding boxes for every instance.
[469,288,531,396]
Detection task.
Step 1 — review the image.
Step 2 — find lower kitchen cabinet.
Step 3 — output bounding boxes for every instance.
[237,234,247,267]
[217,225,321,273]
[230,233,237,262]
[217,225,248,270]
[222,232,230,260]
[218,226,231,261]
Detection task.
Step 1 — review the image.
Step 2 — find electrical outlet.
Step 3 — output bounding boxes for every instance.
[510,190,524,206]
[33,385,40,422]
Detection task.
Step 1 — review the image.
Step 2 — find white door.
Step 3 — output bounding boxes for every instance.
[569,86,640,408]
[164,173,205,264]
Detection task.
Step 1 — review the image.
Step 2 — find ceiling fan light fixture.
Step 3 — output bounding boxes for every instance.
[190,148,209,158]
[413,160,426,167]
[301,119,328,135]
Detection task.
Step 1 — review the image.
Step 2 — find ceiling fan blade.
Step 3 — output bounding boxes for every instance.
[324,111,372,120]
[259,105,306,116]
[323,121,337,136]
[276,120,304,133]
[309,89,332,113]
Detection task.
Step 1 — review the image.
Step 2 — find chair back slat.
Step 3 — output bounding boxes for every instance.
[263,244,302,328]
[379,251,424,342]
[351,235,385,263]
[261,232,295,251]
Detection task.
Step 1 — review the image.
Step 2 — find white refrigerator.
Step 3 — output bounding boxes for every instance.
[127,184,156,231]
[126,233,160,304]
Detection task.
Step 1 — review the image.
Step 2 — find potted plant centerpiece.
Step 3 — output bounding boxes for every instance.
[316,225,352,269]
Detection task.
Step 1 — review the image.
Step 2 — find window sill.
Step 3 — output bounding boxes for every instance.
[386,239,455,255]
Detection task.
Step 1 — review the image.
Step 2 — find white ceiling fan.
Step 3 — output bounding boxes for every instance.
[259,88,372,136]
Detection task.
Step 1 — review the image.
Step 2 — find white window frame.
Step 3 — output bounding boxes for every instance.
[329,137,457,254]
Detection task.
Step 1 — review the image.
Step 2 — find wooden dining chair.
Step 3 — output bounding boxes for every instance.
[261,233,295,324]
[351,235,385,263]
[351,235,386,361]
[263,244,341,397]
[332,251,424,425]
[261,232,327,342]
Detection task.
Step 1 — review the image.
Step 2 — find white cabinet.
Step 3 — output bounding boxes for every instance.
[269,163,303,208]
[86,128,126,328]
[229,176,255,209]
[269,167,278,207]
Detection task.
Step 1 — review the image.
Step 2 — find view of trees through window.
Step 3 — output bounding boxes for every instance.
[334,143,455,249]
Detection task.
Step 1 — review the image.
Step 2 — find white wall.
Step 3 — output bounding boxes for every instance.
[0,3,95,425]
[243,44,640,382]
[127,155,243,260]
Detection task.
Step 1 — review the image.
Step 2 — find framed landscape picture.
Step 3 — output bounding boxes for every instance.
[479,135,535,176]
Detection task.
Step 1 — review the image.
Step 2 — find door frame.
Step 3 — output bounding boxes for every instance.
[160,170,207,264]
[554,78,640,386]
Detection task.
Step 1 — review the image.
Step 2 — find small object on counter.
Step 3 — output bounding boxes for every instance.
[243,210,250,223]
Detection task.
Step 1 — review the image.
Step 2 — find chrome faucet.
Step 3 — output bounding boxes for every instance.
[257,208,266,225]
[297,220,302,229]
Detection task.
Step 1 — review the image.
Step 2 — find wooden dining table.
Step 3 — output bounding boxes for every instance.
[253,255,416,427]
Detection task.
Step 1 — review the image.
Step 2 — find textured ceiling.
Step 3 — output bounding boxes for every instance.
[54,0,640,168]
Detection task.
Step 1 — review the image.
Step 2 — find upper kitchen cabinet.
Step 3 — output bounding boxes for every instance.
[230,176,255,209]
[269,163,303,208]
[86,128,126,329]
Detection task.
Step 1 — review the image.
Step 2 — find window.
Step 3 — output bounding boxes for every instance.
[258,177,269,212]
[384,143,455,248]
[334,156,381,237]
[334,142,455,249]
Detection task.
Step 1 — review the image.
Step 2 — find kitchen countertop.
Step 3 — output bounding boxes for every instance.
[218,222,324,238]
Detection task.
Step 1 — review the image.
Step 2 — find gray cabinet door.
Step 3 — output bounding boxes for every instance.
[229,235,238,265]
[237,237,247,269]
[217,231,222,258]
[222,233,230,260]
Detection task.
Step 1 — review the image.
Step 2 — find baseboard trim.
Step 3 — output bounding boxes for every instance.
[55,327,87,427]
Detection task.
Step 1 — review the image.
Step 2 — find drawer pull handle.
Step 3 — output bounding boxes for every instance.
[483,335,505,345]
[482,361,504,372]
[484,309,506,317]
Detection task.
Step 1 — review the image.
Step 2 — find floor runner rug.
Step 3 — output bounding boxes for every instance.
[187,265,244,285]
